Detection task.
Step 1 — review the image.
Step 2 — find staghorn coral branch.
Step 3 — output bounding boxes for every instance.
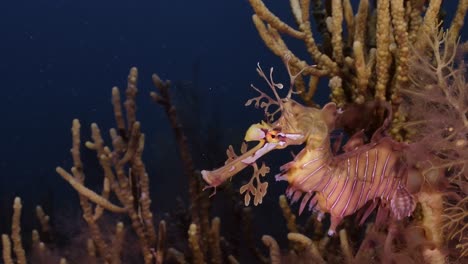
[92,177,110,221]
[414,0,442,50]
[249,0,305,39]
[64,118,111,262]
[251,0,338,77]
[339,229,354,263]
[375,0,392,101]
[11,198,26,264]
[124,67,138,135]
[209,217,222,264]
[167,248,187,264]
[407,0,425,43]
[342,0,354,43]
[227,255,240,264]
[112,86,127,139]
[261,235,281,264]
[287,233,325,264]
[279,195,298,233]
[299,0,310,23]
[290,0,303,26]
[56,166,126,213]
[330,0,344,64]
[112,122,154,264]
[153,220,167,264]
[390,0,410,95]
[35,205,50,235]
[448,0,468,42]
[56,68,167,264]
[1,234,13,264]
[251,16,329,79]
[353,40,369,103]
[111,222,125,264]
[187,224,205,264]
[86,126,114,220]
[353,0,368,45]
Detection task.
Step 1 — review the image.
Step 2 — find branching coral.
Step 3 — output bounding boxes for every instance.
[1,197,69,264]
[1,198,26,264]
[54,68,227,263]
[1,68,232,264]
[55,68,158,263]
[248,0,467,140]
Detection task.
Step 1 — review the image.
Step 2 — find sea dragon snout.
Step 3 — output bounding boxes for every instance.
[200,121,304,188]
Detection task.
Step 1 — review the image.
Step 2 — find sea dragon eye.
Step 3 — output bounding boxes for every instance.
[266,130,278,142]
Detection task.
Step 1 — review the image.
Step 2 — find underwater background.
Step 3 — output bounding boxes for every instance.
[0,0,301,209]
[1,0,467,263]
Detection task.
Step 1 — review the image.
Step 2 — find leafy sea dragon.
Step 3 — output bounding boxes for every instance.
[201,61,416,235]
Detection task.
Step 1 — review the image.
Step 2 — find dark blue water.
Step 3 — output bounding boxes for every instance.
[0,0,282,208]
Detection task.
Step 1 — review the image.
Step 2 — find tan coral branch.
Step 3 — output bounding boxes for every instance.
[249,0,305,39]
[11,197,26,264]
[375,0,393,101]
[1,234,13,264]
[287,233,325,264]
[262,235,281,264]
[448,0,468,42]
[56,167,126,213]
[330,0,344,64]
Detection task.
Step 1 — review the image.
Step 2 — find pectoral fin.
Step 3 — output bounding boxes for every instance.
[391,185,416,220]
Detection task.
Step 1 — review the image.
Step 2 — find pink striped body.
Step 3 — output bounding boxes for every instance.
[278,137,413,235]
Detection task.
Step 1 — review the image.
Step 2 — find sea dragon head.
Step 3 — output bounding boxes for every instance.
[201,59,337,190]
